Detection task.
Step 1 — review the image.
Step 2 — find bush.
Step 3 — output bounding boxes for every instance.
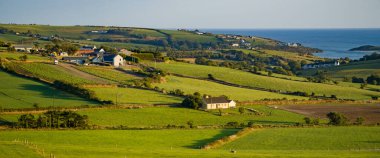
[327,112,348,125]
[304,117,311,124]
[181,92,204,109]
[355,117,365,125]
[238,107,245,114]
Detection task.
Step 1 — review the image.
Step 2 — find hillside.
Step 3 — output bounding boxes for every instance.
[145,61,380,100]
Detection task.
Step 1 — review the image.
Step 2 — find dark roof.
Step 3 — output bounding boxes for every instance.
[103,54,118,62]
[203,96,231,104]
[62,56,88,60]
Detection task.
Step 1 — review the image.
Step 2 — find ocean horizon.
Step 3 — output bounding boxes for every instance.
[201,28,380,59]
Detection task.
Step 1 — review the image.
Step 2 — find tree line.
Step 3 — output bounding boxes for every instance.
[17,110,88,128]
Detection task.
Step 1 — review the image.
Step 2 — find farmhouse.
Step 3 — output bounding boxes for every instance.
[92,53,124,67]
[231,43,239,47]
[202,96,236,109]
[62,56,88,65]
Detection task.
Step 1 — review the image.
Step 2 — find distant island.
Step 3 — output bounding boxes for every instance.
[349,45,380,51]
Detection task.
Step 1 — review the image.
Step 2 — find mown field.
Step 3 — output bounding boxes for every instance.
[0,52,48,61]
[301,59,380,80]
[145,61,380,100]
[222,126,380,151]
[4,62,97,84]
[160,30,219,43]
[0,70,98,109]
[0,127,379,158]
[0,141,41,158]
[155,75,306,101]
[1,105,304,127]
[0,129,238,158]
[75,66,141,85]
[87,87,182,105]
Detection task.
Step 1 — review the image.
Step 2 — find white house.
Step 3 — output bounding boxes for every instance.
[202,96,236,109]
[92,54,124,67]
[232,43,239,47]
[59,52,68,56]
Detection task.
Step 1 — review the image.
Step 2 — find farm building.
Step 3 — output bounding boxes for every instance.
[92,54,124,67]
[62,56,88,65]
[14,45,33,52]
[202,96,236,109]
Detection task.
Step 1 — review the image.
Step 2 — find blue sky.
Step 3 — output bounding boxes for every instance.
[0,0,379,28]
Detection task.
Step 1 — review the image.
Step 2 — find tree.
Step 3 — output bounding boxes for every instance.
[181,92,204,109]
[355,117,365,125]
[19,55,28,61]
[326,112,348,125]
[304,117,311,124]
[208,74,215,80]
[238,107,245,114]
[187,120,194,128]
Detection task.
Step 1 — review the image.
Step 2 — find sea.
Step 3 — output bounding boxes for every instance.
[202,29,380,59]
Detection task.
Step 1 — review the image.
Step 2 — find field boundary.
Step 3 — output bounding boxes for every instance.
[202,127,256,150]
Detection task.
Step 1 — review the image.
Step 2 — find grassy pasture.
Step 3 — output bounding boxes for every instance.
[222,126,380,151]
[1,105,304,127]
[146,61,380,100]
[75,66,140,85]
[5,62,97,84]
[0,128,379,158]
[88,87,182,105]
[0,141,42,158]
[0,70,98,109]
[0,52,48,61]
[155,75,306,101]
[302,59,380,80]
[0,129,237,158]
[160,30,218,43]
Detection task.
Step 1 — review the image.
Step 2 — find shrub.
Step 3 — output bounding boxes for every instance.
[238,107,245,114]
[181,92,204,109]
[355,117,365,125]
[304,117,311,124]
[327,112,348,125]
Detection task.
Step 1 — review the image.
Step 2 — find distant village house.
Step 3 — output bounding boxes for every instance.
[202,96,236,109]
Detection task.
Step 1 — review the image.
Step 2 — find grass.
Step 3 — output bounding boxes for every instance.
[302,59,380,81]
[0,129,238,158]
[160,29,219,43]
[146,61,380,100]
[155,75,306,101]
[1,105,305,127]
[0,52,48,61]
[263,49,323,62]
[87,87,182,105]
[222,126,380,151]
[6,62,97,84]
[75,66,140,85]
[0,70,98,109]
[0,141,42,158]
[0,128,379,158]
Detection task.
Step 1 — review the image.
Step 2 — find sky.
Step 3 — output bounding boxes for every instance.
[0,0,379,29]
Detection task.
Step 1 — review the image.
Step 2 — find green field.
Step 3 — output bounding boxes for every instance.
[302,59,380,80]
[0,70,98,109]
[1,105,305,127]
[0,129,237,158]
[222,126,380,151]
[88,87,182,105]
[155,75,306,101]
[75,66,140,85]
[4,62,97,84]
[146,61,380,100]
[0,52,48,61]
[0,141,42,158]
[0,127,379,158]
[160,30,218,43]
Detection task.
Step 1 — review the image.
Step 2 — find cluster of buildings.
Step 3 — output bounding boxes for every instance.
[59,45,132,67]
[302,61,340,69]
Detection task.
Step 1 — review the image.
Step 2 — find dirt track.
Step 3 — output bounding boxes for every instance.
[277,104,380,124]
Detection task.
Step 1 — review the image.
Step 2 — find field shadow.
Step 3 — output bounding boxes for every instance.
[359,141,380,144]
[19,84,94,102]
[182,129,237,149]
